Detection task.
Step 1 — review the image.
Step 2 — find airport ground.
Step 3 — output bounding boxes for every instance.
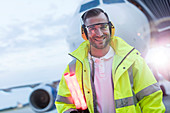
[1,95,170,113]
[163,95,170,113]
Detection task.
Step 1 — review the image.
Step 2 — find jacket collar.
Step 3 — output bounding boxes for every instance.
[69,36,140,62]
[69,40,90,62]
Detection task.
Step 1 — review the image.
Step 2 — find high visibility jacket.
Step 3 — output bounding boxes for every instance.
[55,36,165,113]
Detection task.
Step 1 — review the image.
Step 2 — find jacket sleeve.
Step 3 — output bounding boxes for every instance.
[133,55,166,113]
[55,65,78,113]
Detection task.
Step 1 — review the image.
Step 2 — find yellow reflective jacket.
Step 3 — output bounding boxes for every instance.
[55,36,165,113]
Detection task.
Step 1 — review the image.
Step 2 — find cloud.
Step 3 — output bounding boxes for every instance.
[0,39,70,71]
[0,0,81,88]
[0,0,80,27]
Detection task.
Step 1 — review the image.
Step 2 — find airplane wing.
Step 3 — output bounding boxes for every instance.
[0,83,40,92]
[0,80,60,113]
[0,80,60,92]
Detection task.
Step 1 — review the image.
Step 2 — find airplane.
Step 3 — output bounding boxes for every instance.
[67,0,170,98]
[0,0,170,113]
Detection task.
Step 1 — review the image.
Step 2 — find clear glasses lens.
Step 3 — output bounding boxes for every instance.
[86,23,109,34]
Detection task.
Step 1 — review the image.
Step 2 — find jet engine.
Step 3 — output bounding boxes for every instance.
[29,84,57,112]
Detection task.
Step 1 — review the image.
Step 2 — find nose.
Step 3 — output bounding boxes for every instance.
[95,28,103,37]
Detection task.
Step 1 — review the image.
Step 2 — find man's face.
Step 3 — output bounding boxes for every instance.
[85,13,111,49]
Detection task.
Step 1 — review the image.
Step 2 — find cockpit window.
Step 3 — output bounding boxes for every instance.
[79,0,125,12]
[103,0,124,4]
[79,0,99,13]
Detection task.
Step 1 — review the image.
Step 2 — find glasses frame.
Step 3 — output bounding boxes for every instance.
[85,22,110,34]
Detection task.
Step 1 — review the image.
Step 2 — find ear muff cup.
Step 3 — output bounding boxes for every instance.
[81,24,88,40]
[81,21,115,40]
[109,21,115,38]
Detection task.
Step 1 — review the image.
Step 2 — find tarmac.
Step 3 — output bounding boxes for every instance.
[1,95,170,113]
[163,95,170,113]
[0,106,57,113]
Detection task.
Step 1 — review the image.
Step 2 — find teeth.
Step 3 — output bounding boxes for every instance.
[95,38,105,41]
[95,39,102,41]
[95,39,103,41]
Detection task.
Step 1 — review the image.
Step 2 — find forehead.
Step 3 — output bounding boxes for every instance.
[85,13,108,26]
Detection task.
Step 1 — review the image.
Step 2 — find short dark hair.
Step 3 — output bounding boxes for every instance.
[81,8,109,24]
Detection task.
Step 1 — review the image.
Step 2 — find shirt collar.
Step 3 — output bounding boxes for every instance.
[88,46,114,62]
[101,46,114,60]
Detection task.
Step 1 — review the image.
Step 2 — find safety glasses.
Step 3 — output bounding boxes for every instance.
[85,22,109,34]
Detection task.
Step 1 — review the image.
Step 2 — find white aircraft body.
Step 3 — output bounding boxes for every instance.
[0,0,170,113]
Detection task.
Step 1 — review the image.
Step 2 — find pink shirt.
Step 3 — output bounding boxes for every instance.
[88,47,115,113]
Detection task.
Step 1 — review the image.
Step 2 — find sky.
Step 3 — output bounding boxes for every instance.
[0,0,81,88]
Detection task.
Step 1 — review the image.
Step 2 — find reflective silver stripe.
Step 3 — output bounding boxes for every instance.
[63,108,78,113]
[136,82,161,101]
[69,59,76,73]
[128,66,133,88]
[132,90,138,106]
[56,95,74,104]
[128,65,138,106]
[115,66,138,108]
[115,96,135,108]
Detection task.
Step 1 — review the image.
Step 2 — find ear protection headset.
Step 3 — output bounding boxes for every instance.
[81,21,115,40]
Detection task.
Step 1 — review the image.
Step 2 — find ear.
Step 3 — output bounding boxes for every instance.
[81,24,88,40]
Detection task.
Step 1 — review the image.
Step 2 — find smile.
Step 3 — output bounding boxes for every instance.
[94,37,106,42]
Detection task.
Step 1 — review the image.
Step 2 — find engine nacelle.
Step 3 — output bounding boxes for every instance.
[29,84,57,112]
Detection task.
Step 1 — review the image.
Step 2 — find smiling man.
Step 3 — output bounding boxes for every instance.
[55,8,165,113]
[85,12,111,57]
